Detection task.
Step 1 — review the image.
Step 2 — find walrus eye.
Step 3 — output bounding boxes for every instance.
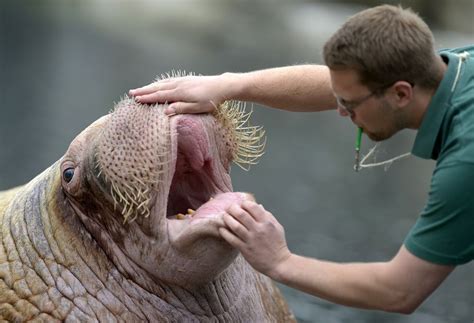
[63,168,75,183]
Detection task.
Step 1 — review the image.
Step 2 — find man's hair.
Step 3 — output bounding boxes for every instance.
[323,5,442,91]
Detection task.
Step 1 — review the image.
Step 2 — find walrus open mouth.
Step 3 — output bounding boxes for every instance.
[163,101,266,225]
[95,98,264,225]
[165,115,234,222]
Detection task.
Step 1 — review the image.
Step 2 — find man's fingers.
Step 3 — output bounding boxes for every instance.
[165,102,215,115]
[218,227,245,250]
[129,82,159,96]
[134,90,177,104]
[223,213,249,240]
[129,81,176,97]
[227,204,255,230]
[241,200,267,222]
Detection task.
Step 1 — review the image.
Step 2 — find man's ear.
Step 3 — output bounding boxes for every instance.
[391,81,413,108]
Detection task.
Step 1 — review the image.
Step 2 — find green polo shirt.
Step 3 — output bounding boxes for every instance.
[404,45,474,265]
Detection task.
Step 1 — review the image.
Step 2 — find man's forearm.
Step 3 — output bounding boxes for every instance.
[224,65,337,112]
[270,254,412,313]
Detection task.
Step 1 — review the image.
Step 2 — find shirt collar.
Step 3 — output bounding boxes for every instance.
[411,51,460,160]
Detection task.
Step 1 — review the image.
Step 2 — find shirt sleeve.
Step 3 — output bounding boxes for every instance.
[404,162,474,265]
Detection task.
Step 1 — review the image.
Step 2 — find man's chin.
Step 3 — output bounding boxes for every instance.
[365,129,396,142]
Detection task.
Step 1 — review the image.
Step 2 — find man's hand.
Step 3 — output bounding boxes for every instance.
[218,200,455,313]
[218,200,291,277]
[129,74,233,115]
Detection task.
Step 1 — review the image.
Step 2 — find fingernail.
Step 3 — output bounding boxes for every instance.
[165,107,176,116]
[129,89,135,95]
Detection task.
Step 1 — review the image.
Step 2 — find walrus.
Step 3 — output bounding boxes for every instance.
[0,86,295,322]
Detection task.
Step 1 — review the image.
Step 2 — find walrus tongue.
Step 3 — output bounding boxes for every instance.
[189,192,253,221]
[166,192,253,246]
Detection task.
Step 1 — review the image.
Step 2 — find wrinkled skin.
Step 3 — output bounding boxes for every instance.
[0,100,295,322]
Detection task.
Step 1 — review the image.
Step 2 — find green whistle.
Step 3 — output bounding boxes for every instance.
[354,127,363,172]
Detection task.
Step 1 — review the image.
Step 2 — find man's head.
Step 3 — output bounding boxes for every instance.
[323,5,444,141]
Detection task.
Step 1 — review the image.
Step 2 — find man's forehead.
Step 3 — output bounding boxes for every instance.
[329,68,366,95]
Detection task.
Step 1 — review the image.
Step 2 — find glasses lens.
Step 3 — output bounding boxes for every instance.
[336,97,353,114]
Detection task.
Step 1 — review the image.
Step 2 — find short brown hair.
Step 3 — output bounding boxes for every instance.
[323,5,442,91]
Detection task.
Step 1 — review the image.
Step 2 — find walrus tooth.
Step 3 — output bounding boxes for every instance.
[176,213,185,220]
[187,208,195,215]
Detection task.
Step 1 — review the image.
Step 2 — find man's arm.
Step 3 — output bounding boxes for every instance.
[219,201,454,314]
[274,245,453,313]
[129,65,337,114]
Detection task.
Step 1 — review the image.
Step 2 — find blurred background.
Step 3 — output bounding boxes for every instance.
[1,0,472,322]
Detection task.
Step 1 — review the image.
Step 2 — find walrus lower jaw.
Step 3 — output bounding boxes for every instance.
[167,192,254,249]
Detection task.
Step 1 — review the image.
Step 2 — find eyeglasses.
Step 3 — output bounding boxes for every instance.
[336,92,378,116]
[335,82,396,116]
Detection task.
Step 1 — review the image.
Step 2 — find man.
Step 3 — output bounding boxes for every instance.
[129,5,473,314]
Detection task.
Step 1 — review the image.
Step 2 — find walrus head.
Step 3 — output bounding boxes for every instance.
[59,92,265,289]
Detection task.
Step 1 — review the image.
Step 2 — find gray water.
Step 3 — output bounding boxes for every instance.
[1,1,473,322]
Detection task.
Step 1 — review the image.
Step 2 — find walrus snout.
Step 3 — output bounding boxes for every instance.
[95,98,171,222]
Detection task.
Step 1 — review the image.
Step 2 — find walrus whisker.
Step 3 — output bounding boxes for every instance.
[137,200,149,215]
[141,187,150,196]
[123,207,134,224]
[235,114,252,129]
[111,186,118,211]
[131,175,146,187]
[212,101,266,171]
[112,183,128,204]
[124,187,138,202]
[121,182,135,196]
